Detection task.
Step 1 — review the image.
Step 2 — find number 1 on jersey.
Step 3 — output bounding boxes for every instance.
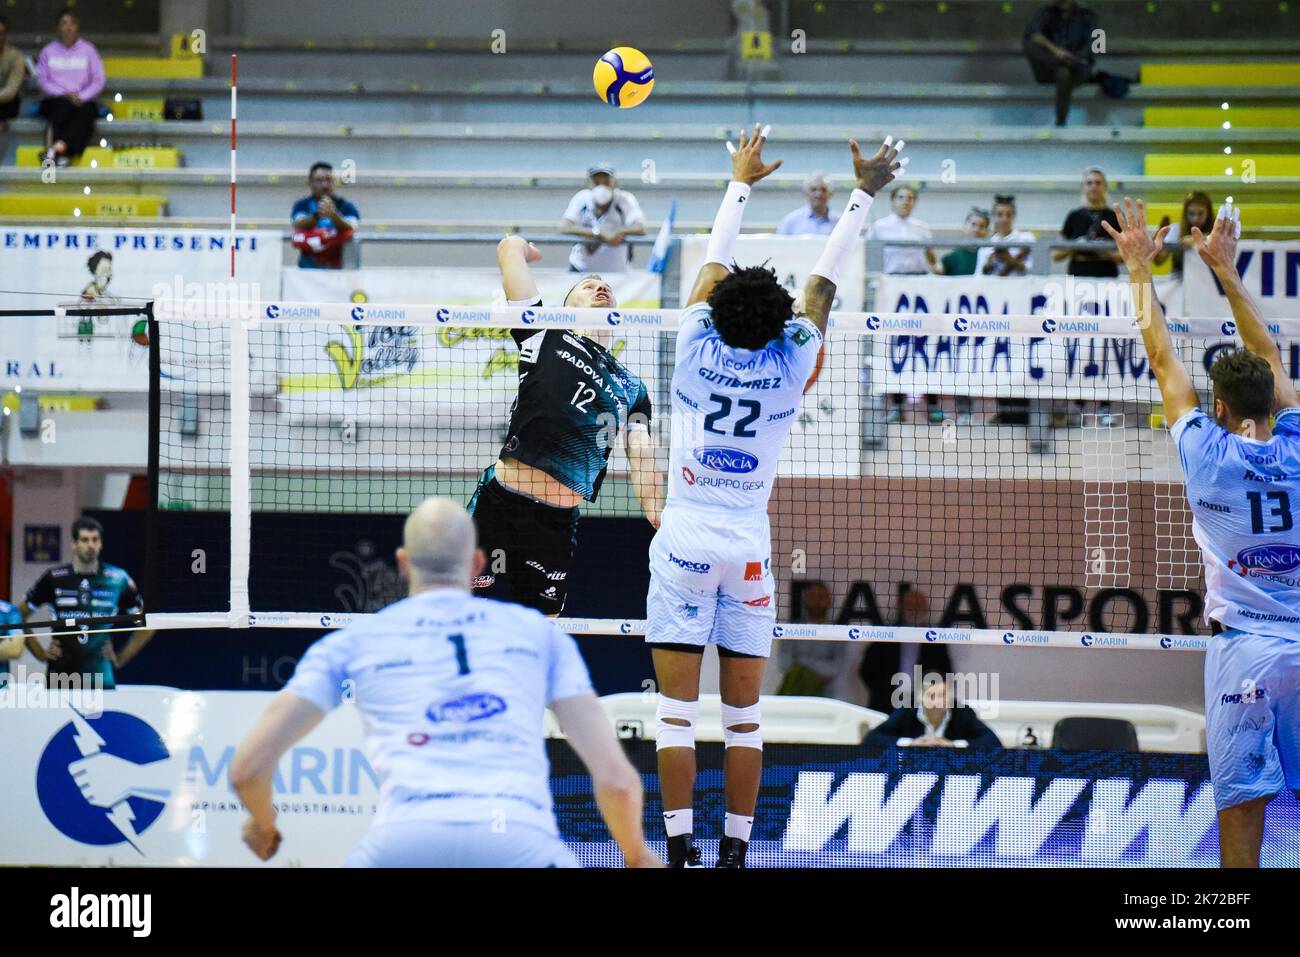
[447,633,470,675]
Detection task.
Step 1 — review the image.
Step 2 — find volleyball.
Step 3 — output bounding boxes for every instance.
[593,46,655,108]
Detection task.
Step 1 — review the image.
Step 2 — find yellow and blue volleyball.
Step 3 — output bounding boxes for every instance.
[593,47,655,108]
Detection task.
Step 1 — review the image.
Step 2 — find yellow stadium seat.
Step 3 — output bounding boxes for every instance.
[15,146,182,169]
[1144,106,1300,128]
[1140,63,1300,87]
[103,56,203,79]
[0,194,168,217]
[114,99,167,121]
[1144,154,1300,177]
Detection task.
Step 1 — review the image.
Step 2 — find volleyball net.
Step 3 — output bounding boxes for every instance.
[145,297,1230,650]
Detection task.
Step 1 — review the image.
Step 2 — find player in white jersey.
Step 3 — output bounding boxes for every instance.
[1105,199,1300,867]
[231,497,661,868]
[646,125,906,867]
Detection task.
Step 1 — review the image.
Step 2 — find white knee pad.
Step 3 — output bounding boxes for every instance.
[722,702,763,751]
[655,695,699,751]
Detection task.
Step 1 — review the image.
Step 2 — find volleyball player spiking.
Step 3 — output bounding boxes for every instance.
[469,237,664,616]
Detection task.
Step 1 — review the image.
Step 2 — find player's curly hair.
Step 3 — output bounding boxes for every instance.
[707,264,795,350]
[1210,348,1274,424]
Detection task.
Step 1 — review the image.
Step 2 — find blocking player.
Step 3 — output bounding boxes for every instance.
[647,125,906,867]
[1103,199,1300,867]
[467,236,664,616]
[233,497,661,868]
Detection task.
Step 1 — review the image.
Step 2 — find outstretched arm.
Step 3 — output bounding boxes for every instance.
[1192,204,1299,413]
[686,124,783,307]
[1102,198,1199,424]
[804,136,907,335]
[497,235,543,303]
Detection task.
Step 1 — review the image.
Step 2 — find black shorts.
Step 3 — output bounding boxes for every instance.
[467,467,580,616]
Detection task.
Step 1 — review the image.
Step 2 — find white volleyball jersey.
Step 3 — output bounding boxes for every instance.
[285,587,594,834]
[1172,406,1300,638]
[667,301,823,512]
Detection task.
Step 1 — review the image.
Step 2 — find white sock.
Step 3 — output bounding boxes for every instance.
[725,812,754,842]
[663,808,693,838]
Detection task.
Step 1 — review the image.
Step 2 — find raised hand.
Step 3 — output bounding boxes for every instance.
[1100,197,1170,273]
[730,123,783,186]
[1191,202,1241,277]
[850,136,908,196]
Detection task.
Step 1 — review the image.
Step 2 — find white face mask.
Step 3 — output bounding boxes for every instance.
[590,185,614,206]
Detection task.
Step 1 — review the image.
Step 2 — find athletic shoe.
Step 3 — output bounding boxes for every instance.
[715,836,748,868]
[667,834,704,868]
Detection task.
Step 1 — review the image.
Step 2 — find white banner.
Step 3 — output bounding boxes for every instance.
[1184,241,1300,320]
[873,274,1185,400]
[274,268,663,425]
[0,683,373,866]
[678,236,866,477]
[0,226,282,391]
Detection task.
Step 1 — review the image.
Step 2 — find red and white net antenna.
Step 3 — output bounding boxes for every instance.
[230,53,237,277]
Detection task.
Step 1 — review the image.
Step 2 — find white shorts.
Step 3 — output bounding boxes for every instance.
[346,820,579,868]
[645,504,776,658]
[1204,629,1300,812]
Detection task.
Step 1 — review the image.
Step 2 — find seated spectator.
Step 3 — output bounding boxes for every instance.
[936,208,990,276]
[291,162,361,270]
[866,184,937,275]
[858,585,951,712]
[776,580,860,702]
[977,194,1036,276]
[0,16,24,129]
[36,8,104,166]
[775,173,839,236]
[1055,167,1120,277]
[560,163,646,273]
[863,671,1001,749]
[1023,0,1098,127]
[1153,190,1213,274]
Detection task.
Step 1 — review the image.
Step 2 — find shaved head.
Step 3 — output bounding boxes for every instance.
[400,497,478,589]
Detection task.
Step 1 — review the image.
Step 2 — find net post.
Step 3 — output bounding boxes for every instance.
[145,300,160,623]
[229,305,252,627]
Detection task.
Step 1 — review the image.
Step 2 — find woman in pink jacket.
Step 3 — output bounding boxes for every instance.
[36,8,104,165]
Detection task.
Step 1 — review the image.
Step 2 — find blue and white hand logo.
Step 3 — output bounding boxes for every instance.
[36,708,172,854]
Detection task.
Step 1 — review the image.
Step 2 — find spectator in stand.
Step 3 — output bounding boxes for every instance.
[867,184,938,275]
[36,8,104,166]
[1056,167,1121,277]
[776,580,861,703]
[935,208,991,276]
[560,163,646,273]
[870,185,940,422]
[1023,0,1099,127]
[978,194,1037,276]
[0,16,25,129]
[858,585,952,713]
[291,162,361,270]
[775,172,839,236]
[863,670,1002,749]
[1153,190,1214,274]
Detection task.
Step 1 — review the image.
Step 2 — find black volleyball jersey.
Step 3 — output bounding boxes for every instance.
[500,300,651,501]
